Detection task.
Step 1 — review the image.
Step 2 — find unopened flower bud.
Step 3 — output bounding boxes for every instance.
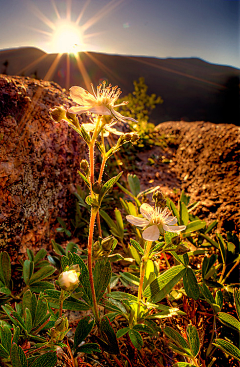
[66,111,79,127]
[55,316,69,332]
[152,190,166,208]
[101,236,115,252]
[49,106,67,122]
[130,132,139,143]
[58,269,80,291]
[92,182,102,194]
[80,159,89,173]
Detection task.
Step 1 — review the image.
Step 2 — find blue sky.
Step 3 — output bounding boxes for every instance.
[0,0,239,68]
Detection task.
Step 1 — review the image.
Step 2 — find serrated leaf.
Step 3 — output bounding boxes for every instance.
[163,326,191,353]
[213,339,240,362]
[99,172,123,204]
[72,253,92,306]
[179,201,189,226]
[234,288,240,321]
[76,343,101,354]
[0,325,11,353]
[29,266,55,285]
[186,324,200,357]
[33,298,48,328]
[217,312,240,331]
[116,327,130,338]
[120,272,140,287]
[169,342,192,357]
[0,343,9,359]
[130,238,144,255]
[61,255,69,270]
[183,268,200,300]
[143,265,186,303]
[0,251,11,288]
[127,174,140,197]
[23,260,34,285]
[30,351,57,367]
[94,259,111,302]
[100,316,119,355]
[11,344,27,367]
[73,316,94,353]
[129,329,143,350]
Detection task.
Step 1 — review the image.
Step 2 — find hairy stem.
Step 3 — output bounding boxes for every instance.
[137,241,152,318]
[88,209,100,323]
[96,211,102,237]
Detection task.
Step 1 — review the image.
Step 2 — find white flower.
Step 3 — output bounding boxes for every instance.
[126,203,186,241]
[68,82,137,123]
[58,270,79,291]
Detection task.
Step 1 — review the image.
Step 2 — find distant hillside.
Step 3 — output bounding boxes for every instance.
[0,47,239,124]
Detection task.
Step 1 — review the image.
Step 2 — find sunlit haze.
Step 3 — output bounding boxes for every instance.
[0,0,239,69]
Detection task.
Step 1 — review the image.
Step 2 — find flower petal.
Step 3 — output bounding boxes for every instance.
[81,123,95,132]
[89,105,111,115]
[110,108,138,123]
[140,203,155,220]
[70,86,96,105]
[163,224,186,233]
[105,126,124,135]
[164,217,178,225]
[68,106,94,114]
[126,215,149,227]
[142,225,160,241]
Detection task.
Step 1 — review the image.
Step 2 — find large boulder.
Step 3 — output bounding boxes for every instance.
[0,75,86,254]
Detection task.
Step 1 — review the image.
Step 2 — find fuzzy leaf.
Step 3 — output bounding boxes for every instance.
[120,272,140,287]
[0,325,12,353]
[94,259,112,302]
[186,325,200,357]
[100,316,119,355]
[213,339,240,362]
[163,326,191,354]
[143,265,186,303]
[25,308,32,333]
[23,260,34,285]
[29,266,55,285]
[133,324,154,335]
[11,344,27,367]
[173,363,195,367]
[34,249,47,264]
[30,281,55,293]
[130,238,144,255]
[217,312,240,331]
[234,288,240,321]
[127,174,140,197]
[51,240,66,256]
[116,327,130,338]
[183,268,200,300]
[44,289,90,311]
[179,201,189,226]
[30,351,57,367]
[99,172,123,203]
[184,220,206,234]
[73,316,94,353]
[72,253,92,306]
[0,251,11,288]
[129,329,143,350]
[75,343,101,354]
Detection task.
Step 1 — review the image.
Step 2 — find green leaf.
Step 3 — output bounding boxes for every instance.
[51,239,66,256]
[179,201,189,226]
[73,316,94,353]
[213,339,240,362]
[44,289,90,311]
[133,324,154,335]
[129,244,141,265]
[120,272,140,287]
[94,259,112,302]
[114,208,124,239]
[12,326,20,345]
[199,233,219,249]
[163,326,191,353]
[27,249,34,261]
[186,324,200,357]
[108,291,138,302]
[129,329,143,350]
[66,242,79,254]
[0,251,11,288]
[30,281,55,293]
[169,343,192,357]
[29,265,55,285]
[33,297,48,328]
[99,210,119,236]
[76,343,101,354]
[30,351,57,367]
[78,170,90,188]
[11,344,27,367]
[80,125,91,144]
[23,260,34,285]
[143,259,156,290]
[216,234,226,264]
[173,363,195,367]
[22,290,36,324]
[34,249,47,264]
[215,290,223,309]
[183,268,200,300]
[61,255,69,270]
[25,308,32,333]
[217,312,240,331]
[143,265,186,303]
[72,253,92,306]
[180,190,190,206]
[0,325,12,353]
[234,288,240,321]
[127,174,140,197]
[0,343,9,359]
[130,239,144,255]
[99,172,123,204]
[184,220,206,234]
[168,199,179,223]
[202,254,217,279]
[164,231,178,245]
[100,316,119,355]
[116,327,130,338]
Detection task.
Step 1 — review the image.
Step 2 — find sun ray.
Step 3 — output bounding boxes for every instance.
[24,26,53,37]
[51,0,61,20]
[27,1,56,30]
[75,0,91,26]
[66,0,72,21]
[74,53,92,91]
[81,0,124,32]
[43,53,63,81]
[17,54,48,75]
[66,53,70,90]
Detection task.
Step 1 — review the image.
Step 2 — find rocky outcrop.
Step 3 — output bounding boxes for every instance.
[0,75,86,254]
[155,121,240,233]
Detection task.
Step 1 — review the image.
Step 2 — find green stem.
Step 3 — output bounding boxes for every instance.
[88,208,100,323]
[222,260,239,284]
[137,241,152,318]
[219,263,226,283]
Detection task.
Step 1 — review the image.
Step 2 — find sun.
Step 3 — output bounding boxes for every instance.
[51,21,84,54]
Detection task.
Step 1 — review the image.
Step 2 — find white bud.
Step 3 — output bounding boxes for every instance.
[58,270,80,291]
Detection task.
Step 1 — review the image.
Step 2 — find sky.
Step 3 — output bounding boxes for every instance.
[0,0,239,69]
